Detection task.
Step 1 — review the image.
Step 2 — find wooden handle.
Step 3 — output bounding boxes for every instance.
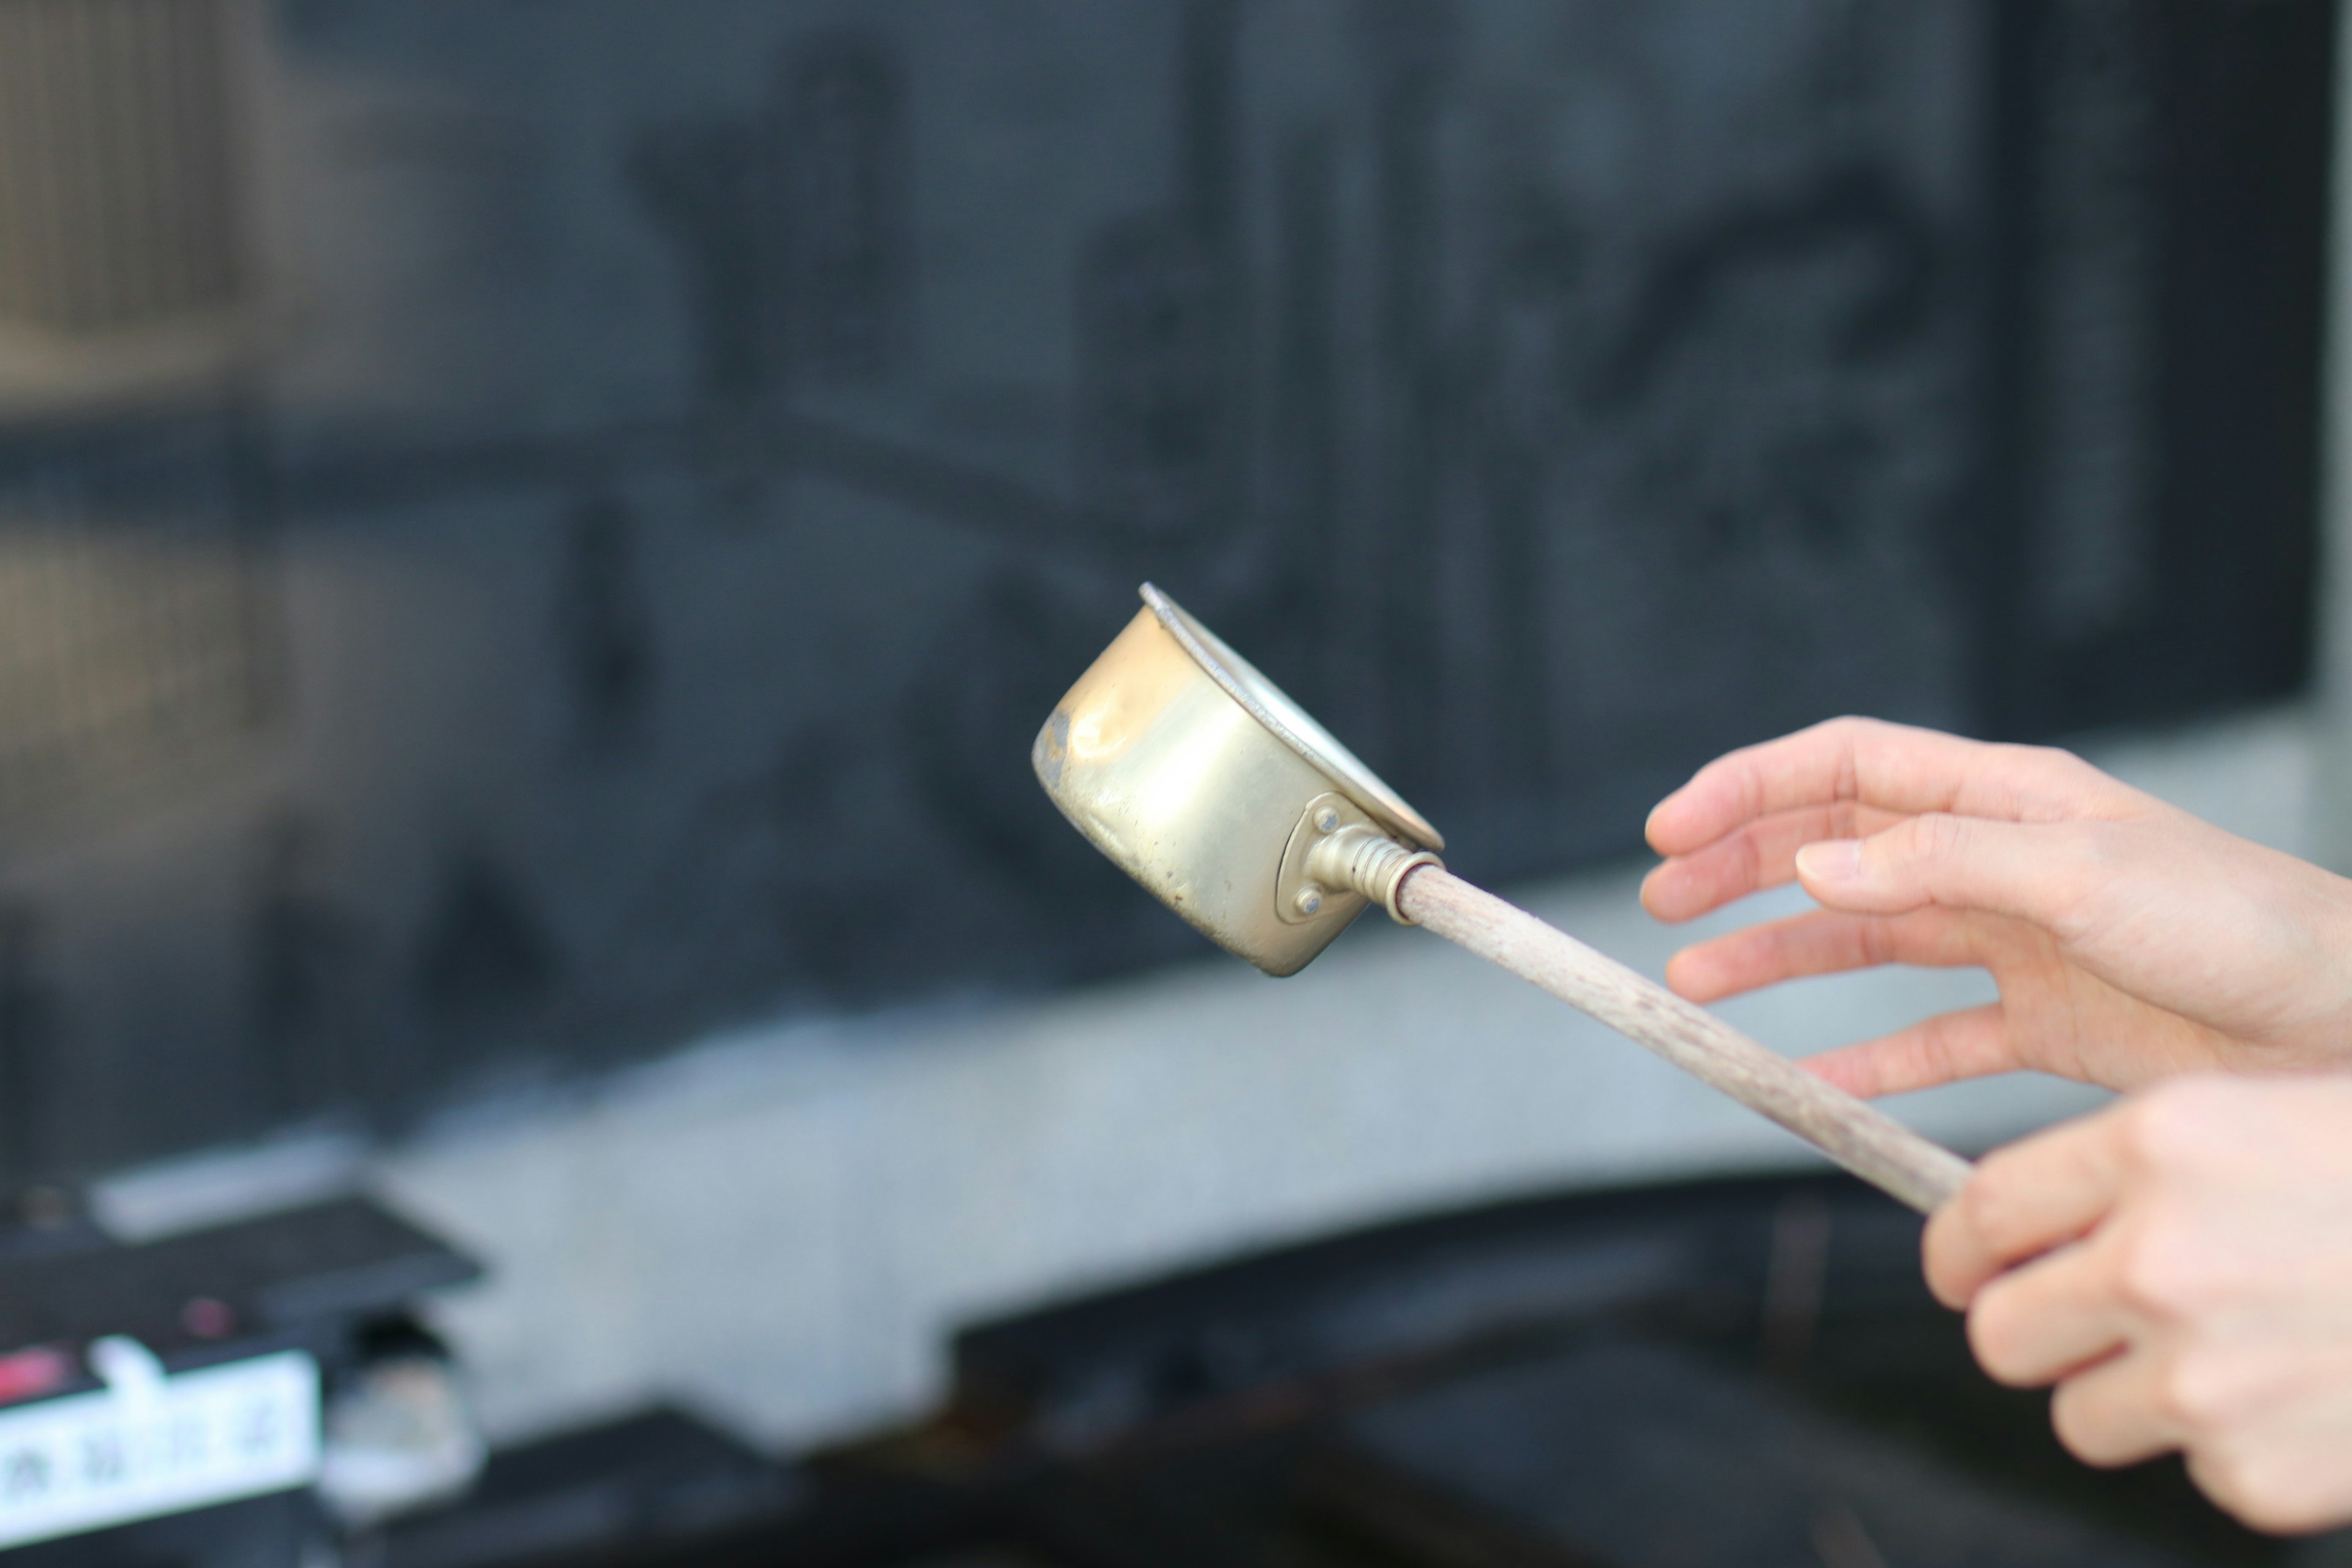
[1396,866,1972,1214]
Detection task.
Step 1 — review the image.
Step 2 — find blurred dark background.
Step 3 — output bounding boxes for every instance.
[0,0,2330,1183]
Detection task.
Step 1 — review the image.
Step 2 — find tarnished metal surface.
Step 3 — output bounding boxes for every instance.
[1036,586,1441,976]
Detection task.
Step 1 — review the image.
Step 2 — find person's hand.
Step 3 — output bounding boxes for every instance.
[1931,1076,2352,1532]
[1641,717,2352,1096]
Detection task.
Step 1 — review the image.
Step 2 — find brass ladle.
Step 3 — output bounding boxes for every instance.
[1033,584,1971,1214]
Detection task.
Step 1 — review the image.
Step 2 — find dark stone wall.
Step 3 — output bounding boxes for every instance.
[0,0,2328,1178]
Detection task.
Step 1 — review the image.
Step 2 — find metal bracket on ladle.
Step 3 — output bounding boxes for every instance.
[1276,791,1443,927]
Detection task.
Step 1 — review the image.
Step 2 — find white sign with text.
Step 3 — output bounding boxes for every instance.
[0,1342,320,1548]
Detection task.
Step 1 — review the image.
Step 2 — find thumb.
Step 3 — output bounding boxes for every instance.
[1794,813,2091,930]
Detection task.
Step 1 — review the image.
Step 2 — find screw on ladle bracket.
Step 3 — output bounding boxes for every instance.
[1275,791,1439,928]
[1033,584,1973,1216]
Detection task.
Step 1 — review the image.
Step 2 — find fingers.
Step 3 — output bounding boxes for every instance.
[2049,1348,2180,1467]
[1969,1234,2135,1387]
[1665,908,1976,1001]
[1800,1005,2019,1099]
[1931,1082,2352,1532]
[1642,801,1907,921]
[1646,717,2135,858]
[1924,1109,2133,1306]
[1792,814,2100,936]
[1664,907,2021,1099]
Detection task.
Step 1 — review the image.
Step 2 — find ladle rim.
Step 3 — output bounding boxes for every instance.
[1139,582,1444,852]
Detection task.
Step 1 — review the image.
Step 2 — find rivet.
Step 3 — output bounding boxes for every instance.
[1293,885,1324,917]
[1314,806,1341,834]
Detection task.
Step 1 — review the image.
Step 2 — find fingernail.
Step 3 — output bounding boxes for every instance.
[1796,840,1862,884]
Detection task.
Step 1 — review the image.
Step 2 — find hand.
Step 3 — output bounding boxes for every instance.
[1642,717,2352,1096]
[1929,1076,2352,1532]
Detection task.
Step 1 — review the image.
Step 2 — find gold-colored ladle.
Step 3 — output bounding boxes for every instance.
[1034,584,1971,1215]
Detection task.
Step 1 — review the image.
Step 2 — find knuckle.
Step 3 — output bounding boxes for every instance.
[1733,756,1765,824]
[1729,827,1763,895]
[1991,740,2066,774]
[2002,742,2114,807]
[2045,745,2136,804]
[1882,813,1976,897]
[1913,811,1972,862]
[2054,820,2111,873]
[2111,1221,2198,1320]
[2119,1079,2223,1172]
[2025,742,2090,779]
[2149,1352,2231,1436]
[2032,823,2108,934]
[1819,715,1880,744]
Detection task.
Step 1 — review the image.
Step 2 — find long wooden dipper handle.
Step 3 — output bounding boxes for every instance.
[1395,865,1973,1215]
